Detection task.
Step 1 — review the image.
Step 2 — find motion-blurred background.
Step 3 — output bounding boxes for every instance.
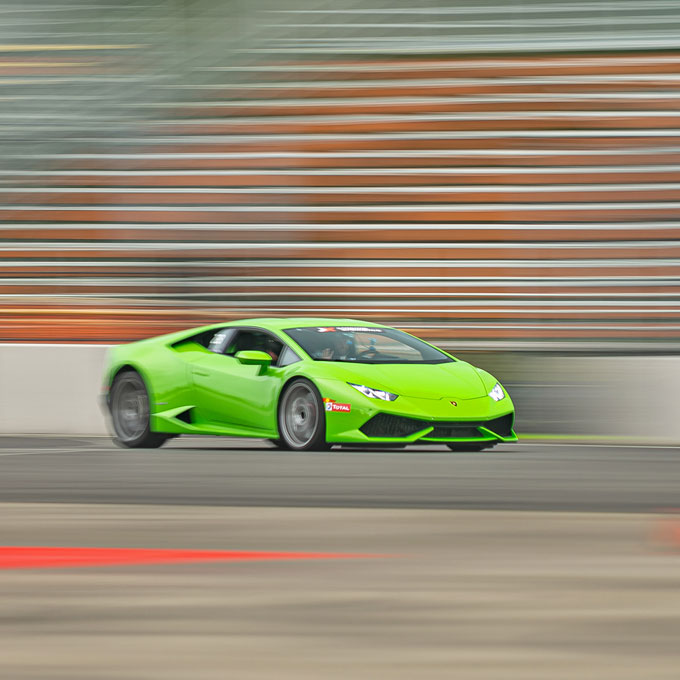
[2,0,680,438]
[2,6,680,679]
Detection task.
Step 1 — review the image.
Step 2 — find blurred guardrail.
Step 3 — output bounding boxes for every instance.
[1,0,680,353]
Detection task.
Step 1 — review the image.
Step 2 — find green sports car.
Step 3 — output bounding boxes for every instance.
[102,318,517,451]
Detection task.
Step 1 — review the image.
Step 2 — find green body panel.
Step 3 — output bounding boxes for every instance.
[103,317,517,445]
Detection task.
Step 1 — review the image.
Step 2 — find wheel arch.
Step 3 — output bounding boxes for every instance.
[276,374,324,410]
[107,364,168,448]
[107,363,155,408]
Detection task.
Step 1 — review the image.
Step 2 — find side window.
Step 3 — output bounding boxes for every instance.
[176,327,232,350]
[278,345,301,367]
[207,328,235,354]
[225,330,284,363]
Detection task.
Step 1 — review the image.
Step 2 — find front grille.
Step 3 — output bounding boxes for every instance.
[360,412,514,439]
[360,413,429,438]
[429,425,481,438]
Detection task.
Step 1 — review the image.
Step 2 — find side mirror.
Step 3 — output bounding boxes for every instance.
[235,350,272,368]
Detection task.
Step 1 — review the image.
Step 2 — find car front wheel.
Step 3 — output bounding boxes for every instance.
[278,379,329,451]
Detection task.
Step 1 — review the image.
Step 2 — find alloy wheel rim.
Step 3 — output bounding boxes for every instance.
[112,379,148,441]
[281,384,318,447]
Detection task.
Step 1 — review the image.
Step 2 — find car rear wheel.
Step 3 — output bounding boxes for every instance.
[278,379,329,451]
[110,370,168,448]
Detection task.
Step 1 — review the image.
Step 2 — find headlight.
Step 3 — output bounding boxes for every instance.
[348,383,398,401]
[488,383,505,402]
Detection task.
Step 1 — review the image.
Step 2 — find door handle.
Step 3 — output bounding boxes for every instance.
[193,369,210,376]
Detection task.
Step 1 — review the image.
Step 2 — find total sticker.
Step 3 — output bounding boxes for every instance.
[323,398,351,413]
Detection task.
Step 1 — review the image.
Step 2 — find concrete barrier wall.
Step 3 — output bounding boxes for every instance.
[1,344,679,442]
[499,355,680,442]
[0,344,110,435]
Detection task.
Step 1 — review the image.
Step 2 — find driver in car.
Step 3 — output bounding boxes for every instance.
[319,332,353,360]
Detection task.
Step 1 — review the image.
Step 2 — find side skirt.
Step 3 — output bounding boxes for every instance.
[151,407,278,439]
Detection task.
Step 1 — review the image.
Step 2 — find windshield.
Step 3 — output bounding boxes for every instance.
[283,326,454,364]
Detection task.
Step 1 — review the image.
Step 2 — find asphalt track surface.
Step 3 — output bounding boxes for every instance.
[0,436,678,512]
[2,437,680,679]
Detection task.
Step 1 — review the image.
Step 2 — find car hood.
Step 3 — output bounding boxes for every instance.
[329,361,487,400]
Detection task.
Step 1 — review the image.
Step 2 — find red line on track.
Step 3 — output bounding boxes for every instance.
[0,546,383,570]
[653,519,680,550]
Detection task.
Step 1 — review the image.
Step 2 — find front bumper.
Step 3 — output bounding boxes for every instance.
[317,380,517,445]
[359,412,514,442]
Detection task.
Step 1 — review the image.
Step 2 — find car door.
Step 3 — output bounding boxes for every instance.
[189,328,286,434]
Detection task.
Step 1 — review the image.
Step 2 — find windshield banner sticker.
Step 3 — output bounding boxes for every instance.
[313,326,383,333]
[323,398,351,413]
[335,326,383,333]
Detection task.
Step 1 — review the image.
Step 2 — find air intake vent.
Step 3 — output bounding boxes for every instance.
[175,408,193,424]
[429,425,481,439]
[483,413,514,437]
[359,413,430,438]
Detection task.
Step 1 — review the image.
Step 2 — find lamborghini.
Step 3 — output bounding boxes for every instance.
[101,318,517,451]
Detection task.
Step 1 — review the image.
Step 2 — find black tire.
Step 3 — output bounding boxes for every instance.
[339,443,406,450]
[277,378,329,451]
[446,442,496,452]
[109,369,168,448]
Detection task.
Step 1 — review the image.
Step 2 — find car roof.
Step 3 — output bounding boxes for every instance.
[211,317,389,331]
